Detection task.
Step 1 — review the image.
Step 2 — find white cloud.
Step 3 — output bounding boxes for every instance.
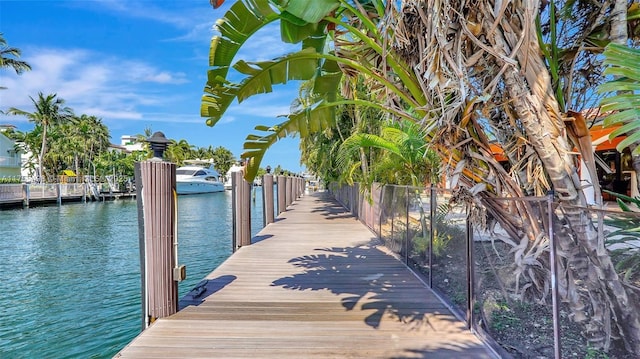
[234,23,299,63]
[90,0,216,43]
[0,47,190,123]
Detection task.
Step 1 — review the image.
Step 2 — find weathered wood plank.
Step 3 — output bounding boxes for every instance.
[114,192,497,359]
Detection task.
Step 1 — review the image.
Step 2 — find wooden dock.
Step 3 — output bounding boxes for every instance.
[115,191,497,358]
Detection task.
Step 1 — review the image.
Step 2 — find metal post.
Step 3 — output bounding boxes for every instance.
[466,203,474,329]
[405,186,410,265]
[548,191,561,359]
[390,186,395,249]
[134,163,146,330]
[429,185,435,288]
[378,184,384,240]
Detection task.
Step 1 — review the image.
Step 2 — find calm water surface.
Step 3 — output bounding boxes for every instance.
[0,188,268,358]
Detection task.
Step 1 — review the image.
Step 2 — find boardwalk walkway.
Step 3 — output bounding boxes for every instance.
[115,191,497,358]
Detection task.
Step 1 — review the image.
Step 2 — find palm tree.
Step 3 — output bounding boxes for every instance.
[202,0,420,179]
[0,33,31,89]
[337,120,440,187]
[210,146,235,176]
[6,92,73,182]
[166,139,195,166]
[202,0,640,353]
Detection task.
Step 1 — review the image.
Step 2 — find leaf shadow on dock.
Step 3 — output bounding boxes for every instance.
[179,274,236,309]
[269,242,493,357]
[252,234,273,244]
[309,203,357,220]
[271,242,454,330]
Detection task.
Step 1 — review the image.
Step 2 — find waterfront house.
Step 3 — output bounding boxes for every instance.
[0,128,21,179]
[489,119,638,204]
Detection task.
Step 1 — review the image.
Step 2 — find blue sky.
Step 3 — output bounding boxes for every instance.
[0,0,304,173]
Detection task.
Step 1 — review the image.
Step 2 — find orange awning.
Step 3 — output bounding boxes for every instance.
[590,125,625,152]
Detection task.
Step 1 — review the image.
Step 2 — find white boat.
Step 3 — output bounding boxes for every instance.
[224,163,245,190]
[176,160,225,195]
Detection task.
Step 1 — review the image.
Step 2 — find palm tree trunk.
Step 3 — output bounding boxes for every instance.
[38,126,47,183]
[492,1,640,351]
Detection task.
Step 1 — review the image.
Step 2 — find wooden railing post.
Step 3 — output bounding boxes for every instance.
[297,177,303,198]
[277,175,286,214]
[232,171,252,249]
[56,183,62,205]
[285,176,293,208]
[22,184,29,208]
[241,173,251,247]
[135,132,181,330]
[262,173,274,225]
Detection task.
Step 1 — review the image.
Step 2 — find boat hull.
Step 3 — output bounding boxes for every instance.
[176,181,225,195]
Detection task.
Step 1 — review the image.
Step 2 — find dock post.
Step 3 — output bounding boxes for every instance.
[56,183,62,205]
[285,176,293,208]
[232,171,251,249]
[135,132,180,330]
[277,175,286,214]
[22,184,29,208]
[241,172,251,247]
[262,171,274,226]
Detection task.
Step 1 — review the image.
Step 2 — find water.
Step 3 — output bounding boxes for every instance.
[0,187,269,358]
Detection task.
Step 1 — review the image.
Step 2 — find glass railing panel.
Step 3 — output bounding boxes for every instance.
[431,188,468,316]
[471,196,554,357]
[407,186,431,279]
[558,203,640,358]
[379,185,394,248]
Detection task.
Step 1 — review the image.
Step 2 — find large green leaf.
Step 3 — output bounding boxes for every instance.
[202,48,322,122]
[599,43,640,155]
[239,100,338,179]
[210,0,278,69]
[280,0,340,24]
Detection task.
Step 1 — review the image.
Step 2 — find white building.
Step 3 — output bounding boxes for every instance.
[120,135,145,152]
[0,129,22,179]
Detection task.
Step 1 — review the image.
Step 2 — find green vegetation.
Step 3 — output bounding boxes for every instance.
[0,176,21,184]
[3,96,240,184]
[201,1,640,354]
[0,33,31,90]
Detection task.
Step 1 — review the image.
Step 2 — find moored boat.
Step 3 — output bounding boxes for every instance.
[224,163,245,190]
[176,160,224,195]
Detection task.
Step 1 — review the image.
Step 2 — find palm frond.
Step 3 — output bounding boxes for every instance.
[599,43,640,155]
[240,100,337,179]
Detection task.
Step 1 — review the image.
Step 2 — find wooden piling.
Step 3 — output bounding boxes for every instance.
[232,171,251,249]
[22,184,29,208]
[135,160,178,329]
[56,183,62,205]
[285,176,293,208]
[262,174,274,225]
[277,175,286,214]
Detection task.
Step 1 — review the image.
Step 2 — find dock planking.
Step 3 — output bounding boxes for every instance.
[115,192,497,358]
